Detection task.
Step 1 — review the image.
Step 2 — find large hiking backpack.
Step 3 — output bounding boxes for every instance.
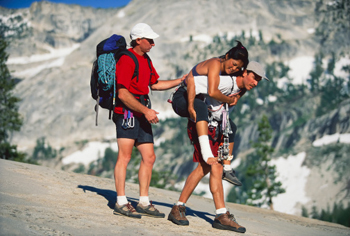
[90,34,147,126]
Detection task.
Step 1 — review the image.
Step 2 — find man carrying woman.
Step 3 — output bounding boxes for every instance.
[169,56,269,233]
[171,41,249,185]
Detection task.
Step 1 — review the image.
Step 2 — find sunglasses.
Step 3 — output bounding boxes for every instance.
[141,38,154,44]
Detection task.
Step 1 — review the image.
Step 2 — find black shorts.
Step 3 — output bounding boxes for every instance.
[172,86,209,122]
[229,119,237,142]
[114,113,154,144]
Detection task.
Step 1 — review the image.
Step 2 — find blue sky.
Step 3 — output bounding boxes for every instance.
[0,0,131,9]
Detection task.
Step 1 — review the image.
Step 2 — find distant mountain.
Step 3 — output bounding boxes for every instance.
[2,0,320,148]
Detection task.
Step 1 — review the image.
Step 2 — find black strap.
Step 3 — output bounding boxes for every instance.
[115,50,140,81]
[144,53,154,87]
[116,52,153,112]
[115,51,153,85]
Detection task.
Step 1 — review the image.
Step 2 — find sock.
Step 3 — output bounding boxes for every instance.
[117,196,128,206]
[198,135,214,162]
[216,208,227,215]
[224,164,231,171]
[139,196,150,206]
[176,201,185,206]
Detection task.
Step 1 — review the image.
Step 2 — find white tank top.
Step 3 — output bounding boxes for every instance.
[193,75,241,122]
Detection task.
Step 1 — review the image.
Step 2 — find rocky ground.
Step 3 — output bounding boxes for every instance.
[0,159,349,236]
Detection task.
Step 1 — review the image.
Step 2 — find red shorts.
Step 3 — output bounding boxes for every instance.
[187,120,223,162]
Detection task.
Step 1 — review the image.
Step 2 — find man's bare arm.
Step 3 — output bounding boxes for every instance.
[118,86,159,124]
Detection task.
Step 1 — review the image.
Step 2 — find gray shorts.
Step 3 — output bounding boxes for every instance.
[114,113,154,144]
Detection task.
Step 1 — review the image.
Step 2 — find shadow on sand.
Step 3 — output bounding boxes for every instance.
[77,185,215,224]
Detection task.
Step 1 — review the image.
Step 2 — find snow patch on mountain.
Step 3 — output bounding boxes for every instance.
[7,44,80,64]
[286,55,350,86]
[287,56,314,85]
[62,141,118,166]
[8,44,80,79]
[117,10,125,18]
[312,133,350,147]
[271,152,311,215]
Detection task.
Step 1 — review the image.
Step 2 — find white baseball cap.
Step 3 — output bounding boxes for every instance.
[247,61,269,81]
[130,23,159,40]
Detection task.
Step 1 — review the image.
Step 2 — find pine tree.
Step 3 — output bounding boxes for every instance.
[316,51,349,116]
[308,52,324,92]
[0,37,26,161]
[245,115,285,210]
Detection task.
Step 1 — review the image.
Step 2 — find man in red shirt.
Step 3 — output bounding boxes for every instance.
[113,23,186,219]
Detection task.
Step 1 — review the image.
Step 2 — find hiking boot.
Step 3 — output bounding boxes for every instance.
[167,205,189,226]
[222,169,242,186]
[136,201,165,218]
[113,202,141,219]
[212,211,246,233]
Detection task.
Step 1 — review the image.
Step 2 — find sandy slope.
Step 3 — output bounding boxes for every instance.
[0,159,348,236]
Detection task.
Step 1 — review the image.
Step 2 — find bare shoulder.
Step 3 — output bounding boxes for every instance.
[204,57,221,66]
[197,58,221,74]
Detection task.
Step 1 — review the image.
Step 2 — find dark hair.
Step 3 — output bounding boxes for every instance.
[130,40,137,48]
[224,41,249,69]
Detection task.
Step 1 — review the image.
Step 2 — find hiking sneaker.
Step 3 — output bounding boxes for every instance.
[222,169,242,186]
[167,204,189,226]
[212,211,246,233]
[135,201,165,218]
[113,202,142,219]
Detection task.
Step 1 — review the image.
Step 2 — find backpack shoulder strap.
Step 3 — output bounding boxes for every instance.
[115,50,140,82]
[144,53,154,87]
[144,53,152,70]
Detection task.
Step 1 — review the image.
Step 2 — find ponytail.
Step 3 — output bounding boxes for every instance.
[225,41,249,69]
